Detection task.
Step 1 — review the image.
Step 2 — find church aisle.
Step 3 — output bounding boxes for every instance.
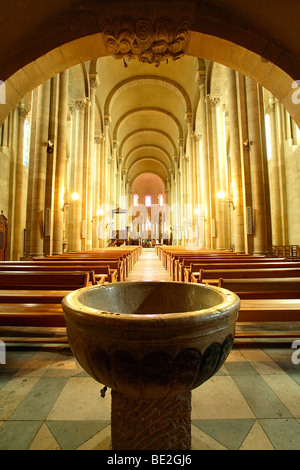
[126,248,171,282]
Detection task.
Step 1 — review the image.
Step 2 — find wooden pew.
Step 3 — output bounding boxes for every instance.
[216,278,300,338]
[32,258,123,281]
[217,278,300,299]
[169,251,242,278]
[0,271,92,344]
[0,263,117,284]
[194,268,300,285]
[176,256,286,282]
[0,271,90,290]
[184,261,300,283]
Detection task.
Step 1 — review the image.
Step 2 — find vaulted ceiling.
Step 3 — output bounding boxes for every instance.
[83,55,202,188]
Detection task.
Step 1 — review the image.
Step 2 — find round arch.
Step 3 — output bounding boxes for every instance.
[120,129,177,158]
[127,157,169,183]
[113,107,183,142]
[104,76,192,117]
[1,1,300,126]
[124,145,173,170]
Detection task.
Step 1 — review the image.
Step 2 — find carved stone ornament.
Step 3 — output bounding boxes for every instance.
[103,17,191,67]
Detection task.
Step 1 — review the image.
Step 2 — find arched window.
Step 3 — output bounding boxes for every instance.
[158,194,164,206]
[145,195,151,207]
[23,118,30,166]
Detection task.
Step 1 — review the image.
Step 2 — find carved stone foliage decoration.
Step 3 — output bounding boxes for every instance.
[103,17,191,67]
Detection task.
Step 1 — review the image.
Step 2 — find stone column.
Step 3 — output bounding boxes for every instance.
[53,70,69,254]
[210,97,225,249]
[245,77,268,255]
[67,103,76,252]
[86,76,98,250]
[266,99,283,246]
[24,88,38,258]
[73,99,86,252]
[206,96,216,249]
[198,75,211,249]
[92,136,102,248]
[30,80,51,258]
[13,102,29,260]
[276,101,289,244]
[226,68,245,253]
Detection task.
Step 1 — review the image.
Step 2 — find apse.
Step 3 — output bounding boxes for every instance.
[132,173,165,207]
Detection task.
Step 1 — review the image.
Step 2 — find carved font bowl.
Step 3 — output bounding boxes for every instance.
[62,281,240,399]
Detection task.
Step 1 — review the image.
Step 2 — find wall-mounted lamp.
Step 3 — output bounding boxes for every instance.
[91,208,104,223]
[47,140,54,153]
[61,193,79,212]
[218,191,236,210]
[71,192,79,201]
[243,139,253,151]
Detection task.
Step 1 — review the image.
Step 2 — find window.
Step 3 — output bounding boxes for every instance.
[158,194,163,206]
[23,118,30,166]
[145,195,151,207]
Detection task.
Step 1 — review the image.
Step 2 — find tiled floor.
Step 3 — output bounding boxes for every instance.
[0,249,300,450]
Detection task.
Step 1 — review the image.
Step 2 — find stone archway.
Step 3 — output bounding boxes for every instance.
[1,0,300,126]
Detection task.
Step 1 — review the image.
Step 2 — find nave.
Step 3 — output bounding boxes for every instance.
[0,249,300,451]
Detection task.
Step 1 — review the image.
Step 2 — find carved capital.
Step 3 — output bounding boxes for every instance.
[104,114,111,126]
[185,112,192,124]
[209,97,220,108]
[94,136,102,145]
[19,104,30,119]
[75,99,86,111]
[90,75,99,90]
[103,16,191,67]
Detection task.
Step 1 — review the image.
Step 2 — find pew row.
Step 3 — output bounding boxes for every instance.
[0,271,89,344]
[0,271,90,290]
[221,278,300,337]
[191,268,300,285]
[0,262,117,284]
[172,254,281,281]
[35,254,128,280]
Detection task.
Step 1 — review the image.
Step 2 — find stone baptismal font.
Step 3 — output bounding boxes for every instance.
[62,281,240,450]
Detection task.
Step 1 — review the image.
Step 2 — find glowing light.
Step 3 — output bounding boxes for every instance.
[145,195,151,207]
[218,191,226,200]
[72,192,79,201]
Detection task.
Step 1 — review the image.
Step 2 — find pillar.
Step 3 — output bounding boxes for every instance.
[198,74,211,249]
[13,102,29,260]
[226,68,245,253]
[266,99,283,246]
[210,97,225,250]
[53,70,69,254]
[73,99,86,252]
[86,76,98,250]
[245,77,269,255]
[30,80,51,258]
